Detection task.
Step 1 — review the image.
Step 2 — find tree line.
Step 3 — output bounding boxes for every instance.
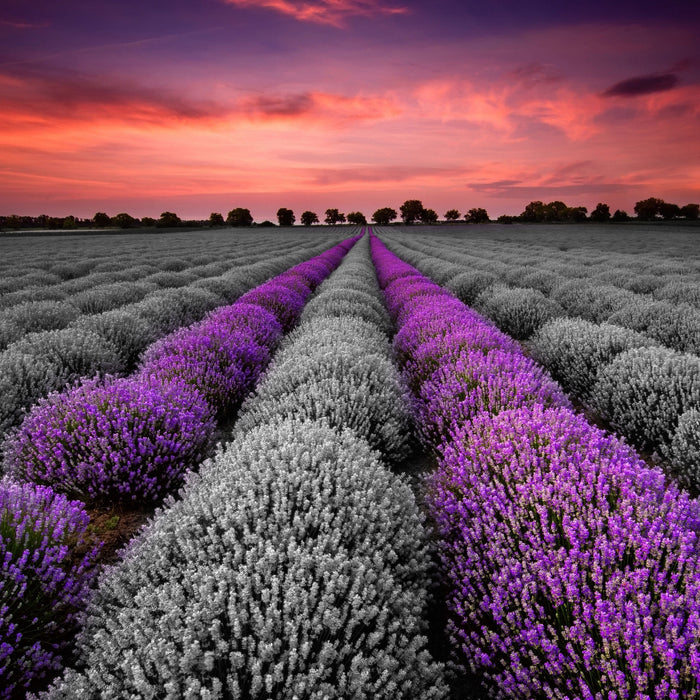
[1,197,698,231]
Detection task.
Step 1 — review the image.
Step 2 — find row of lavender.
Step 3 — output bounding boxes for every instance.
[370,233,700,699]
[0,236,358,698]
[380,230,700,491]
[380,230,700,353]
[42,233,447,698]
[0,234,348,443]
[383,225,700,309]
[0,228,312,299]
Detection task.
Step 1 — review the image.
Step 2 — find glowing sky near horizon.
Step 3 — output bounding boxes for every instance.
[1,0,699,220]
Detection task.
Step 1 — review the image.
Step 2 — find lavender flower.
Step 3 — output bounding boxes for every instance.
[428,405,700,699]
[0,478,98,698]
[5,375,215,505]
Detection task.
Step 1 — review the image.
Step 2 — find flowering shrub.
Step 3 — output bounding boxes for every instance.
[0,479,98,698]
[428,405,700,699]
[415,348,570,446]
[237,282,307,331]
[550,279,638,323]
[530,318,653,401]
[131,287,223,335]
[45,419,447,699]
[668,409,700,490]
[655,279,700,308]
[69,281,158,314]
[608,298,700,355]
[237,344,412,462]
[474,284,565,339]
[446,270,497,304]
[139,324,271,415]
[590,346,700,454]
[1,300,80,337]
[143,269,199,288]
[72,308,156,369]
[4,376,216,505]
[300,287,393,333]
[204,302,283,348]
[7,328,124,379]
[519,269,566,294]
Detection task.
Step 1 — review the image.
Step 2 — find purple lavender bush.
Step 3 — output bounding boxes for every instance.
[237,282,308,331]
[204,302,283,348]
[415,349,571,446]
[428,405,700,699]
[0,478,98,698]
[139,323,271,415]
[4,375,215,506]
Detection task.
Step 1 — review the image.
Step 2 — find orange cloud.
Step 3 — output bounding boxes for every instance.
[222,0,408,27]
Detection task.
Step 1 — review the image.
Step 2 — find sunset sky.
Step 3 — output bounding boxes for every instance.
[2,0,699,221]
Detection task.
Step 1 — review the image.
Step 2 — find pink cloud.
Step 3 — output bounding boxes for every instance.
[222,0,408,27]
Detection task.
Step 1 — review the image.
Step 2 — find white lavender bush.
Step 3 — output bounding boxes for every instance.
[69,281,158,314]
[43,419,446,700]
[654,279,700,308]
[446,270,497,305]
[0,300,80,336]
[666,409,700,490]
[608,299,700,355]
[473,284,565,340]
[590,346,700,454]
[300,288,393,334]
[530,319,654,401]
[551,279,638,323]
[131,287,223,335]
[72,309,156,369]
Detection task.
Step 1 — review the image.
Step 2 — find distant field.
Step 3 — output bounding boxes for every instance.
[399,220,700,256]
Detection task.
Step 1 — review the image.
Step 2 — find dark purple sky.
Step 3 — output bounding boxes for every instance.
[2,0,699,219]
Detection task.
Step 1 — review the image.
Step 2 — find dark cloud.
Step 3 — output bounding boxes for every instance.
[244,93,314,116]
[603,72,679,98]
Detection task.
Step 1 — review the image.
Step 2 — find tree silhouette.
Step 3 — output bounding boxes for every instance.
[634,197,664,221]
[347,211,367,225]
[324,208,346,225]
[372,207,397,225]
[93,212,111,228]
[209,212,225,226]
[277,208,295,226]
[158,211,181,228]
[680,203,699,220]
[466,207,490,224]
[400,200,424,224]
[227,208,254,227]
[589,203,611,222]
[300,211,319,226]
[444,209,461,221]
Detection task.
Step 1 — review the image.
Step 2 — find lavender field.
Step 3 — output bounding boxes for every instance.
[1,225,699,699]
